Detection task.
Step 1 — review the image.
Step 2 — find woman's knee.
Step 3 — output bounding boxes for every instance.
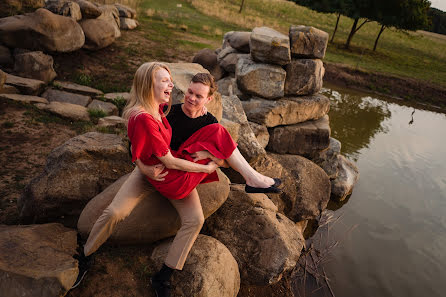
[183,211,205,229]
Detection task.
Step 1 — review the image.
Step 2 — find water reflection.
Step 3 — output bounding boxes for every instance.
[321,84,392,160]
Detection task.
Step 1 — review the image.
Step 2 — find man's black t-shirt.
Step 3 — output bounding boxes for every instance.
[164,104,218,151]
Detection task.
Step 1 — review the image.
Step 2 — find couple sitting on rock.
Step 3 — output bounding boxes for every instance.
[73,62,282,297]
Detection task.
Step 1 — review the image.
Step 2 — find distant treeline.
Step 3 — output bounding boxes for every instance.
[427,8,446,35]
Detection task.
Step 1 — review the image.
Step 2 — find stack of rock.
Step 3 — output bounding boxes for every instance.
[193,25,359,202]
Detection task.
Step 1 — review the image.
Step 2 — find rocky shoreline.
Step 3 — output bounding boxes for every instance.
[0,3,360,297]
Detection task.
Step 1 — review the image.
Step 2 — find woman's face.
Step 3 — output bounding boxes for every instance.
[153,68,173,105]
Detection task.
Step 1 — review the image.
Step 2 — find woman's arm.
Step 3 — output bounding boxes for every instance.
[191,151,229,168]
[157,151,218,174]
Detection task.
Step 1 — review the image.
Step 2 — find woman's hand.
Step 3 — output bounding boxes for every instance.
[200,106,208,116]
[136,161,168,181]
[205,160,219,174]
[191,150,212,162]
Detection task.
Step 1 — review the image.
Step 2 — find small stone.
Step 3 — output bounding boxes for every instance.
[88,99,118,116]
[52,80,103,96]
[42,88,91,107]
[97,115,126,128]
[14,51,57,83]
[103,92,130,102]
[0,93,48,104]
[331,155,359,201]
[119,17,138,30]
[36,101,90,121]
[5,73,45,95]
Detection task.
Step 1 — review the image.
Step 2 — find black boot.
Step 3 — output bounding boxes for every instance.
[71,250,94,289]
[151,264,173,297]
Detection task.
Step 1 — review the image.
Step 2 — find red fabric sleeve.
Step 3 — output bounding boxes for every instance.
[130,114,170,163]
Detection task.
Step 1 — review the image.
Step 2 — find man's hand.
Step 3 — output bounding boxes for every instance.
[191,150,212,162]
[200,106,208,116]
[136,160,168,181]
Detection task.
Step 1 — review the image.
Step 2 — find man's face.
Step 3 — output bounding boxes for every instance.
[183,82,212,113]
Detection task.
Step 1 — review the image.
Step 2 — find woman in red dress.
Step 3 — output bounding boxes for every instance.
[123,62,279,297]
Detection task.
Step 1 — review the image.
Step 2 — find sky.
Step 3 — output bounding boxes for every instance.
[430,0,446,11]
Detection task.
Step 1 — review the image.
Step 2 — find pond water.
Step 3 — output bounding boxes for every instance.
[311,83,446,297]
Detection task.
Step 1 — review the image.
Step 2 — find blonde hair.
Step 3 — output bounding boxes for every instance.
[123,62,172,122]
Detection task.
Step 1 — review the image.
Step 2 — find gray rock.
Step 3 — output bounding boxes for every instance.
[0,223,78,297]
[217,46,248,73]
[236,56,286,99]
[285,59,324,96]
[267,115,331,155]
[227,31,251,53]
[221,31,233,50]
[103,92,130,102]
[308,137,341,179]
[45,0,82,21]
[249,121,269,148]
[0,8,85,53]
[19,132,133,224]
[192,48,225,81]
[52,80,103,97]
[216,76,245,99]
[78,169,230,243]
[271,154,331,221]
[0,93,48,104]
[250,26,291,66]
[73,0,101,18]
[42,88,91,106]
[222,94,266,163]
[0,45,13,67]
[220,118,241,142]
[97,115,125,128]
[114,3,136,19]
[0,0,44,18]
[80,18,116,50]
[119,17,138,30]
[35,101,90,121]
[289,25,329,59]
[205,185,305,285]
[331,155,359,201]
[167,62,222,121]
[88,99,118,116]
[5,73,45,95]
[13,51,57,83]
[98,4,121,38]
[151,235,240,297]
[241,93,330,127]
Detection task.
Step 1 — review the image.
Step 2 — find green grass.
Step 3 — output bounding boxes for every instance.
[187,0,446,87]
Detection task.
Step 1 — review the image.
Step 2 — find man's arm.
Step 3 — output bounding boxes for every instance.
[135,160,168,181]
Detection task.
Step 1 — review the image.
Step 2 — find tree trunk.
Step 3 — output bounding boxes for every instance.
[345,17,359,49]
[330,13,341,43]
[373,25,386,51]
[239,0,245,13]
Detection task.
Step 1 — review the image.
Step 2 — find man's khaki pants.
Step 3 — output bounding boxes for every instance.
[83,167,205,270]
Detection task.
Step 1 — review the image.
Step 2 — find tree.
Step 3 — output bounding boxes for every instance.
[427,7,446,35]
[372,0,430,51]
[239,0,246,13]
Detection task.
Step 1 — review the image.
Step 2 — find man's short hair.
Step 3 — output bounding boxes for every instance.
[191,73,217,97]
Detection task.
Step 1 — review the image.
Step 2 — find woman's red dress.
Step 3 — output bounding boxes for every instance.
[127,106,237,200]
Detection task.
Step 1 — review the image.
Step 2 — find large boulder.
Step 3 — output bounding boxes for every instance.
[35,101,90,121]
[242,93,330,127]
[44,0,82,21]
[77,169,230,244]
[331,155,359,201]
[192,48,225,81]
[226,31,251,53]
[236,56,286,100]
[308,137,341,180]
[0,8,85,52]
[0,223,77,297]
[52,80,103,96]
[271,154,331,221]
[217,46,248,73]
[220,118,241,142]
[284,59,324,96]
[250,26,291,66]
[79,18,117,50]
[0,0,45,18]
[73,0,101,18]
[221,94,266,163]
[151,235,240,297]
[42,88,91,106]
[0,45,13,67]
[13,51,57,83]
[18,132,133,224]
[167,62,223,121]
[98,4,121,38]
[267,115,331,155]
[5,73,45,95]
[205,185,305,285]
[87,99,118,116]
[289,25,329,59]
